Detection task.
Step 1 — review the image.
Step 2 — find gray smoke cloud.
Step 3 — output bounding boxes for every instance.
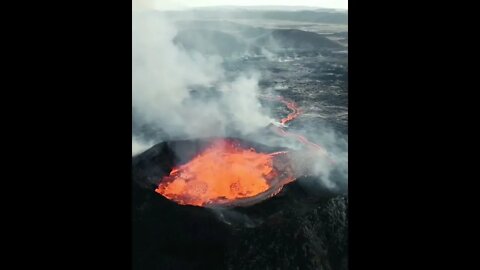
[292,128,348,191]
[132,6,272,152]
[132,136,155,157]
[132,1,347,194]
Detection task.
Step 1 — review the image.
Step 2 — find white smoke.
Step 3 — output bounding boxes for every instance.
[300,129,348,191]
[132,4,272,155]
[132,136,154,156]
[131,2,347,194]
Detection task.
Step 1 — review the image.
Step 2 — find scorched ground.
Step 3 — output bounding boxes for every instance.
[132,137,347,270]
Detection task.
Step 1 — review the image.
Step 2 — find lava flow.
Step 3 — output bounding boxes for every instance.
[156,95,332,207]
[156,139,295,206]
[266,95,331,158]
[277,97,302,125]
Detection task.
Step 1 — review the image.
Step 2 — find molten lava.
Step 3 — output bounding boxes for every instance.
[156,94,334,206]
[278,97,302,125]
[265,95,331,158]
[156,139,295,206]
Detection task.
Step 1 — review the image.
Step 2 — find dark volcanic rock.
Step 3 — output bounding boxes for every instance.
[133,139,348,270]
[226,196,348,270]
[255,29,343,52]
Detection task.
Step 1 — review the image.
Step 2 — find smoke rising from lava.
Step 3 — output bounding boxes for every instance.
[132,6,272,147]
[132,1,347,194]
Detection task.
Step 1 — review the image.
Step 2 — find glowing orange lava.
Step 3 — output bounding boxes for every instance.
[265,95,331,158]
[156,95,334,206]
[278,97,302,125]
[156,139,295,206]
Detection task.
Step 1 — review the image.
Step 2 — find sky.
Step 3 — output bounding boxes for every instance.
[148,0,348,10]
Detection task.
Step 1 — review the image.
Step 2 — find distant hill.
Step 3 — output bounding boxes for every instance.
[255,29,343,51]
[164,10,347,24]
[173,16,346,58]
[252,10,347,24]
[191,5,347,12]
[173,29,248,56]
[175,20,268,41]
[328,31,348,38]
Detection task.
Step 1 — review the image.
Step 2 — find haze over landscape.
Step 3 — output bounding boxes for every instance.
[132,1,348,269]
[141,0,348,11]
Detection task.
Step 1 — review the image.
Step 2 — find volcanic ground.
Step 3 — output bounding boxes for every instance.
[133,8,347,270]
